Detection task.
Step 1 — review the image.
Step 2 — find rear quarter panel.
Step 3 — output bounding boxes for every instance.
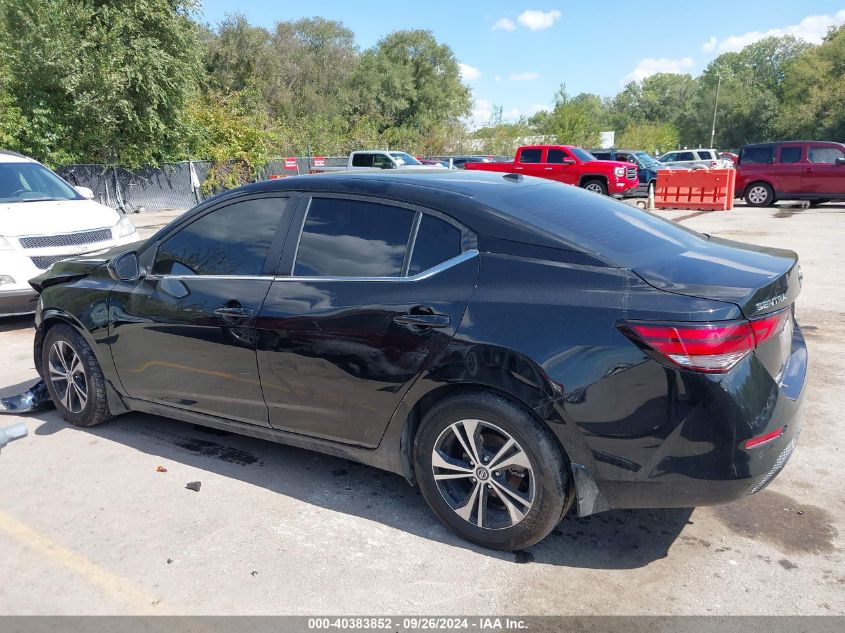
[399,253,744,482]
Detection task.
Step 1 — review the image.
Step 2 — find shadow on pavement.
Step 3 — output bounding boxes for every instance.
[30,410,691,569]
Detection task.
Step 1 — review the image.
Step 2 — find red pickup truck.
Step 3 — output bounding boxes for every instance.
[465,145,639,196]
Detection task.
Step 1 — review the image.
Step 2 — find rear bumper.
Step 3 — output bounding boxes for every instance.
[574,320,808,514]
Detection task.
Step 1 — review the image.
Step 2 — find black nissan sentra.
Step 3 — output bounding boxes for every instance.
[29,171,807,551]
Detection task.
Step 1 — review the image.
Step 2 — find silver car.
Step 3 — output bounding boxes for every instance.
[658,148,731,170]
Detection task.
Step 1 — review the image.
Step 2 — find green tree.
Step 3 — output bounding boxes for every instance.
[2,0,204,166]
[687,36,808,148]
[540,85,604,147]
[778,26,845,140]
[347,30,471,143]
[473,106,533,156]
[615,122,679,154]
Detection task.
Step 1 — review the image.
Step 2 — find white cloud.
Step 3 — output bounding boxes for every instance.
[621,57,694,84]
[494,75,502,82]
[459,63,481,81]
[704,9,845,53]
[492,17,516,31]
[702,36,717,53]
[509,71,540,81]
[527,104,548,116]
[517,9,562,31]
[469,99,520,129]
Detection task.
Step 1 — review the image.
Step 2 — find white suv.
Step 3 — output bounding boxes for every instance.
[657,148,733,170]
[1,150,139,316]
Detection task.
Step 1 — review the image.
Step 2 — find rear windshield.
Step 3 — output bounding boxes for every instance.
[485,182,705,267]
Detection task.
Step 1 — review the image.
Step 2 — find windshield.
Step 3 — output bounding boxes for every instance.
[570,148,595,162]
[389,152,422,166]
[0,162,81,203]
[635,152,661,168]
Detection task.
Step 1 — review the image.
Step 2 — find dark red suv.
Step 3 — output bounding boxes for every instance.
[736,141,845,207]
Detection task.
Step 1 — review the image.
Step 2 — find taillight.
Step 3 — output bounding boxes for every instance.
[620,309,790,373]
[710,160,718,168]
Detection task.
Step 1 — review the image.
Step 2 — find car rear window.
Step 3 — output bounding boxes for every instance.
[779,147,803,163]
[697,150,714,160]
[485,182,705,268]
[519,149,542,163]
[740,146,774,164]
[351,153,374,167]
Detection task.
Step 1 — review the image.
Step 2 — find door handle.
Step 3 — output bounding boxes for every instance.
[544,167,553,171]
[394,313,450,329]
[515,166,524,170]
[213,306,254,323]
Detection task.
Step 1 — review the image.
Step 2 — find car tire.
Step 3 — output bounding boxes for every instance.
[41,323,112,427]
[581,179,608,196]
[413,391,570,551]
[744,182,775,207]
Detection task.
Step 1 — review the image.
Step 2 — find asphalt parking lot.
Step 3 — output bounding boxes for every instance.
[0,202,843,615]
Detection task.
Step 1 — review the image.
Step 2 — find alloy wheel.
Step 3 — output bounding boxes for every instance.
[431,419,535,530]
[47,340,88,413]
[585,183,604,194]
[748,186,769,205]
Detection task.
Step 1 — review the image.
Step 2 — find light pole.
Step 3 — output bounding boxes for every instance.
[710,74,721,148]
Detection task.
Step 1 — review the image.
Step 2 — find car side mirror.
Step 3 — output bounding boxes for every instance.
[108,251,143,282]
[836,157,845,166]
[75,186,95,200]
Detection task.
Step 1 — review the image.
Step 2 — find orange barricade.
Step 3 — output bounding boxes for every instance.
[655,169,736,211]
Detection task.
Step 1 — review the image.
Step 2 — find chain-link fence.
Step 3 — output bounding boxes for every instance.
[56,155,506,214]
[57,157,349,214]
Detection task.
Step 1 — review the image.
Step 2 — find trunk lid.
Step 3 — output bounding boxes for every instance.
[632,234,800,319]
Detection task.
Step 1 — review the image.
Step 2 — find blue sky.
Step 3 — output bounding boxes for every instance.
[200,1,845,127]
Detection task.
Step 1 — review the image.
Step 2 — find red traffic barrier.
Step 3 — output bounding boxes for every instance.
[283,157,298,171]
[313,156,325,167]
[655,169,736,211]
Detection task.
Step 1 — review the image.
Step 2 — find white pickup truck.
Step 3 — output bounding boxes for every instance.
[310,150,444,173]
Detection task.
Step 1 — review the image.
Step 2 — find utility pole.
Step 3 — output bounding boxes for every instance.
[710,74,721,148]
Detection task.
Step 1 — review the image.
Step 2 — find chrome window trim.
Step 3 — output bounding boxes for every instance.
[275,249,478,283]
[144,274,276,282]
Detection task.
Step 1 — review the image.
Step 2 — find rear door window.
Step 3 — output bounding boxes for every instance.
[408,215,463,276]
[546,148,572,163]
[740,146,774,165]
[808,146,845,164]
[294,198,415,277]
[779,147,803,164]
[519,149,542,163]
[677,152,696,162]
[351,153,374,167]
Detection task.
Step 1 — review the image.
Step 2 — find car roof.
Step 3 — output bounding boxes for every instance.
[741,141,845,148]
[0,150,35,163]
[189,171,616,258]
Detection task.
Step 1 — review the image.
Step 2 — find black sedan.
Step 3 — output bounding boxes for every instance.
[29,171,807,551]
